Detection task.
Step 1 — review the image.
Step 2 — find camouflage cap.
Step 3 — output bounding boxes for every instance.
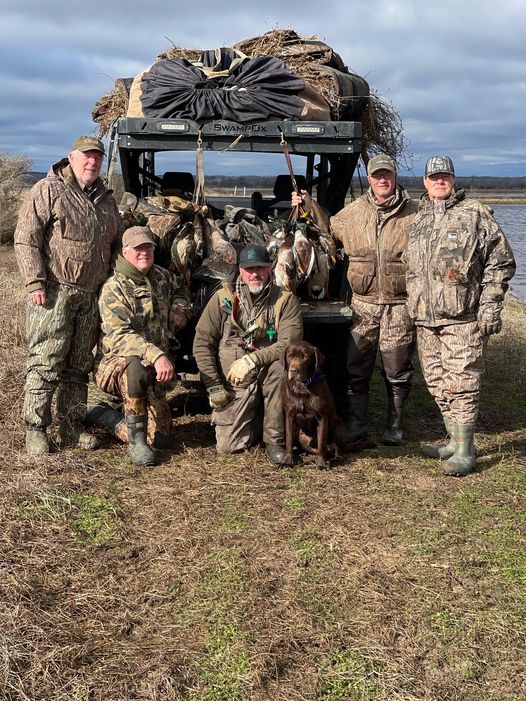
[239,244,271,268]
[425,155,455,176]
[72,135,105,155]
[122,226,156,248]
[367,154,396,175]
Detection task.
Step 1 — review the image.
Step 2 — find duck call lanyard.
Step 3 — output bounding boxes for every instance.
[220,282,278,352]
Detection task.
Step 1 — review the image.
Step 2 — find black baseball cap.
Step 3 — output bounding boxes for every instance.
[239,245,271,268]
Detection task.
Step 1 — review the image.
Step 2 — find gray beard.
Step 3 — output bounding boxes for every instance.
[248,282,264,295]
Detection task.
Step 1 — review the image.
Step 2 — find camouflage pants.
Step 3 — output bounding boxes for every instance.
[93,354,173,443]
[346,298,416,398]
[212,359,285,454]
[23,282,98,429]
[417,321,486,424]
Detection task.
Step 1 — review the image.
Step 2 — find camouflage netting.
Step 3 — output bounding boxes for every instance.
[92,29,405,161]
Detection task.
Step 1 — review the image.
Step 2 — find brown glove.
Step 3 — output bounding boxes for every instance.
[478,318,502,336]
[208,386,233,409]
[477,304,502,337]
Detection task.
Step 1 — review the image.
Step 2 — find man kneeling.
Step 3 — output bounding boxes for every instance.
[192,245,303,464]
[88,227,190,465]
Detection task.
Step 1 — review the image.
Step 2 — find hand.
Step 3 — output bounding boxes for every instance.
[291,189,306,208]
[208,386,233,409]
[226,354,257,385]
[154,354,174,382]
[478,318,502,336]
[29,288,46,306]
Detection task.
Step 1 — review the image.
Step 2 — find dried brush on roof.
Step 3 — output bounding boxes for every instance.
[91,27,406,164]
[361,90,407,166]
[92,79,129,138]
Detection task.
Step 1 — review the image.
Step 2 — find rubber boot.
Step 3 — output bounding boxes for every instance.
[56,382,99,450]
[443,423,476,477]
[85,402,125,437]
[58,422,99,450]
[344,392,369,442]
[381,395,405,446]
[266,443,286,465]
[126,415,156,466]
[26,429,49,457]
[421,417,457,459]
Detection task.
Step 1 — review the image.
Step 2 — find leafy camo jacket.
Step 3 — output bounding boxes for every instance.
[14,159,122,293]
[330,186,418,305]
[404,189,516,327]
[95,256,191,367]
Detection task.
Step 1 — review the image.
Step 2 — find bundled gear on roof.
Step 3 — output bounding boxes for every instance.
[135,48,306,123]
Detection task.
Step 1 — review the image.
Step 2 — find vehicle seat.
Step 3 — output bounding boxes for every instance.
[161,171,195,196]
[272,174,307,202]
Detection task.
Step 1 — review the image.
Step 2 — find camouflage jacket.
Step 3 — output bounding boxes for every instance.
[95,256,191,366]
[404,189,516,327]
[193,280,303,390]
[14,159,122,293]
[330,186,418,304]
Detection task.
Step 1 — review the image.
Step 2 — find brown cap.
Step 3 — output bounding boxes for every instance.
[122,226,156,248]
[367,154,396,175]
[72,135,105,154]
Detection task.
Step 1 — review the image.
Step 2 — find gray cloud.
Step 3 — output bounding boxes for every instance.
[1,0,525,175]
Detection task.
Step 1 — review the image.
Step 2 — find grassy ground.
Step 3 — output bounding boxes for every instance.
[1,246,525,701]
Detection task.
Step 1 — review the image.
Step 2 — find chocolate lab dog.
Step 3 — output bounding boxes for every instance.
[282,341,348,468]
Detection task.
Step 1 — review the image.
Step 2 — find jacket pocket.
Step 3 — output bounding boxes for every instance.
[434,281,471,319]
[63,256,87,282]
[347,259,376,296]
[383,260,407,298]
[131,291,152,328]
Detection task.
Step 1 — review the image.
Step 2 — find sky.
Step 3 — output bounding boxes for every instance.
[1,0,525,178]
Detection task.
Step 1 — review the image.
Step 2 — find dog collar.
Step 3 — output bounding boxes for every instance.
[304,371,325,387]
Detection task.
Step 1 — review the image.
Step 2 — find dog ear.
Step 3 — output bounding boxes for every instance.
[281,345,289,369]
[314,347,325,371]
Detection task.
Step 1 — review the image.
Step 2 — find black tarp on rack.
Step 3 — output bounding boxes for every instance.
[139,48,306,122]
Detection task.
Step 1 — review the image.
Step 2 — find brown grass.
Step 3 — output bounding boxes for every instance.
[1,246,525,700]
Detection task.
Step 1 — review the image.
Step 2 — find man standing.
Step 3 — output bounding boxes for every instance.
[293,154,417,445]
[14,135,121,457]
[192,244,303,464]
[405,155,516,476]
[89,226,191,466]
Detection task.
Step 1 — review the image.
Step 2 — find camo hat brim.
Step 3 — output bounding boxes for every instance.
[72,135,106,155]
[367,154,397,175]
[425,155,455,176]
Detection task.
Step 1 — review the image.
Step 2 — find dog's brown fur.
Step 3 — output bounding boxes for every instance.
[281,341,349,468]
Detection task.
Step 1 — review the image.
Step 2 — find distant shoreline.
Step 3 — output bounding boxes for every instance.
[405,191,526,205]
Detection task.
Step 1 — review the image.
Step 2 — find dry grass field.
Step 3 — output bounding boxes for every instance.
[1,246,525,701]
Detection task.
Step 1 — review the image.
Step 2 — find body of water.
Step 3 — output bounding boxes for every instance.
[493,205,526,301]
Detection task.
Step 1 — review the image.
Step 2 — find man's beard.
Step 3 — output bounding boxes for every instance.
[248,282,264,295]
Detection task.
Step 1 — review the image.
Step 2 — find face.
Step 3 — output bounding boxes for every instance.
[239,265,272,294]
[424,173,455,200]
[122,243,155,274]
[68,149,104,187]
[367,169,396,202]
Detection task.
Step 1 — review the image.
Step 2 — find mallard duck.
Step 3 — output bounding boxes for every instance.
[274,231,296,291]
